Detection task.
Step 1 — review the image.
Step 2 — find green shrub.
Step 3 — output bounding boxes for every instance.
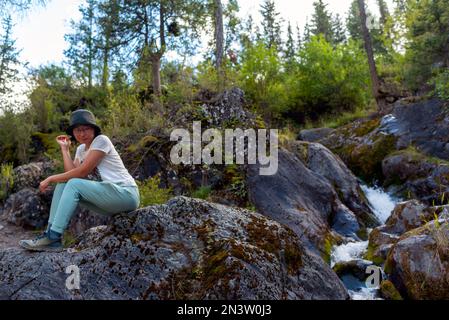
[0,163,14,202]
[0,109,33,165]
[287,35,372,121]
[137,175,172,207]
[432,69,449,100]
[238,41,288,117]
[191,186,212,200]
[103,91,167,137]
[196,59,239,93]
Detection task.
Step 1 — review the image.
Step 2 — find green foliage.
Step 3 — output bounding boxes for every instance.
[0,163,14,202]
[191,185,212,200]
[0,15,20,95]
[238,40,288,117]
[196,59,239,93]
[431,69,449,100]
[403,0,449,91]
[310,0,334,44]
[137,175,172,207]
[287,35,371,120]
[103,90,168,138]
[259,0,282,49]
[0,108,33,165]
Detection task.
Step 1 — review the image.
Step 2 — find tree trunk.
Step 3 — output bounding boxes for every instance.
[150,0,166,97]
[214,0,224,88]
[87,1,94,89]
[102,36,110,90]
[151,54,161,96]
[358,0,386,112]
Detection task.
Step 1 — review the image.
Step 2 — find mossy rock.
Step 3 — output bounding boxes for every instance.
[353,118,381,137]
[380,280,403,300]
[126,135,159,153]
[348,134,397,183]
[321,232,343,265]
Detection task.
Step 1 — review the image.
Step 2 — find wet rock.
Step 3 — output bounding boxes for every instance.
[332,259,374,281]
[0,197,349,300]
[365,226,400,265]
[332,204,361,239]
[247,143,379,256]
[298,142,379,227]
[385,219,449,299]
[247,148,338,253]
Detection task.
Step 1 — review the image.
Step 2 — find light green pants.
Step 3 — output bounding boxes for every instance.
[48,178,140,234]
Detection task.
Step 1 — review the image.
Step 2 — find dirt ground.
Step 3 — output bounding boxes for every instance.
[0,218,37,249]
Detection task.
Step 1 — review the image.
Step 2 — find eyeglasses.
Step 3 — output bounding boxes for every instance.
[73,126,93,134]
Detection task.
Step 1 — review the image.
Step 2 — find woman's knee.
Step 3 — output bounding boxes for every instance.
[66,178,85,189]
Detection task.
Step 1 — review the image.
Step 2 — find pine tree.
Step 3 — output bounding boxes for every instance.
[0,15,20,96]
[96,0,121,90]
[259,0,283,49]
[310,0,333,43]
[296,23,302,49]
[223,0,240,55]
[117,0,209,98]
[303,17,311,43]
[0,0,46,17]
[332,13,346,44]
[64,0,98,88]
[404,0,449,90]
[284,21,296,68]
[377,0,390,26]
[346,0,362,41]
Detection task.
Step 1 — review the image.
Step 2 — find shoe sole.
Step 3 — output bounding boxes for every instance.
[19,242,64,253]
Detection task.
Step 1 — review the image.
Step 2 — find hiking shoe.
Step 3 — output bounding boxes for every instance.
[19,232,63,252]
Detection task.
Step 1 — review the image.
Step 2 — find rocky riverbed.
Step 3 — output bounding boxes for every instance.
[0,94,448,300]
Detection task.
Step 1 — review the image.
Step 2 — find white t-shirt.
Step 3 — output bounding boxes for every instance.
[74,135,137,187]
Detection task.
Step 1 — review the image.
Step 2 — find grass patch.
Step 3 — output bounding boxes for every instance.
[137,174,172,207]
[303,106,374,130]
[191,186,212,200]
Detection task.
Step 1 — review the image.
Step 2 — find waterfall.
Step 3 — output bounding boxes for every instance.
[330,184,400,300]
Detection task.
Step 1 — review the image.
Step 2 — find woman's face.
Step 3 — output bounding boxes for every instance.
[73,125,95,145]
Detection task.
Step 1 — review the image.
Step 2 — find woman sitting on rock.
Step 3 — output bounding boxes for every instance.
[20,109,140,252]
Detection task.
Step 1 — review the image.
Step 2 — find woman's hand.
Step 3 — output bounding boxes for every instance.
[39,177,53,193]
[56,135,71,151]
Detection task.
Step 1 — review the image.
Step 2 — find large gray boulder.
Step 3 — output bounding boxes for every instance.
[12,161,54,192]
[385,219,449,299]
[0,197,349,300]
[247,142,380,256]
[382,150,449,205]
[1,188,50,229]
[383,200,435,235]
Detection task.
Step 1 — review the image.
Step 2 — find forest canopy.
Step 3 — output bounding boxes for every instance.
[1,0,449,166]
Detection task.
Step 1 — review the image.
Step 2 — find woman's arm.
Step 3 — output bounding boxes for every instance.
[57,135,76,172]
[39,150,105,192]
[61,148,76,171]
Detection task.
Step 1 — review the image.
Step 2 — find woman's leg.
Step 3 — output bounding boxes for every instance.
[50,178,139,234]
[47,182,67,229]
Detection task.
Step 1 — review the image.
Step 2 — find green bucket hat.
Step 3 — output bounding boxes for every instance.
[66,109,101,137]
